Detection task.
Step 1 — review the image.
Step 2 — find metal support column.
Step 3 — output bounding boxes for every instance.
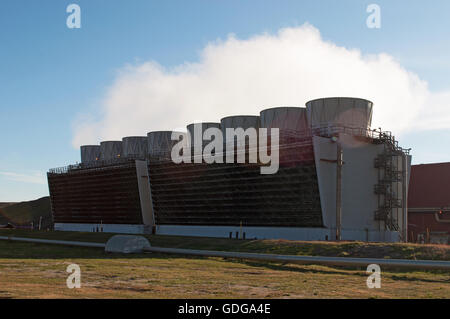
[402,154,408,242]
[336,143,343,241]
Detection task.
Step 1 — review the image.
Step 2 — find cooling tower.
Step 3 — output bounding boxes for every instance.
[122,136,148,159]
[147,131,185,158]
[187,122,221,148]
[260,107,308,132]
[306,97,373,130]
[220,115,260,147]
[99,141,123,161]
[80,145,100,163]
[260,107,313,166]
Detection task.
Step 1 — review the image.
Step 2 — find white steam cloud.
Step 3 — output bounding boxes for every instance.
[72,24,447,147]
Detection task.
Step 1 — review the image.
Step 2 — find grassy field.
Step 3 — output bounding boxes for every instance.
[0,230,448,299]
[1,229,449,260]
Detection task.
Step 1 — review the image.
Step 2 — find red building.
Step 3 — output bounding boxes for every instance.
[408,163,450,244]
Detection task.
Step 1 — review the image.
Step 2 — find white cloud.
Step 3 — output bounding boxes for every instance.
[414,91,450,130]
[72,24,448,147]
[0,171,47,185]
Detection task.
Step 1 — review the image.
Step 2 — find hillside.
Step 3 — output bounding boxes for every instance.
[0,203,16,209]
[0,197,52,229]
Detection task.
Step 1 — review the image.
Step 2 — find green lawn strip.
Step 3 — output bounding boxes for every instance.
[0,229,449,261]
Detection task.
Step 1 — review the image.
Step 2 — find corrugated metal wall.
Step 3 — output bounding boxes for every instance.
[148,136,323,227]
[48,162,143,224]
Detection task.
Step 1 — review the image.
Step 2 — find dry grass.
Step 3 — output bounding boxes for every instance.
[0,240,448,299]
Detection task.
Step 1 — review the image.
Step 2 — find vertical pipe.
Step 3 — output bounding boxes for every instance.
[239,221,243,240]
[402,154,408,242]
[336,143,343,241]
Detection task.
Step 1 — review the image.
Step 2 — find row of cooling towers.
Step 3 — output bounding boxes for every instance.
[80,97,374,163]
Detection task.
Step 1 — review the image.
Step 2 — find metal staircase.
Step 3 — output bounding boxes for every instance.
[373,132,408,236]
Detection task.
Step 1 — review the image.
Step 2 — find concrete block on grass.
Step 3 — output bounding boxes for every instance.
[105,235,151,254]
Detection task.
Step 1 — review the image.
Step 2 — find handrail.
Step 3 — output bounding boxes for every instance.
[49,125,410,174]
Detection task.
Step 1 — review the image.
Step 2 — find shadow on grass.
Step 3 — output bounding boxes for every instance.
[0,241,198,260]
[388,274,450,284]
[224,258,450,284]
[0,241,448,285]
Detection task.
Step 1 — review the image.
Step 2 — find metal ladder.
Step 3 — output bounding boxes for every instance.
[374,142,404,235]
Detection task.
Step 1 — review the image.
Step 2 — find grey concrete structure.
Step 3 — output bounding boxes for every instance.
[220,115,260,149]
[105,235,151,253]
[147,131,185,157]
[187,122,221,160]
[99,141,123,161]
[155,225,399,242]
[260,106,308,132]
[187,122,221,146]
[54,223,149,234]
[306,97,373,130]
[122,136,148,159]
[80,145,100,163]
[313,133,410,241]
[220,115,260,132]
[135,160,155,229]
[52,96,411,243]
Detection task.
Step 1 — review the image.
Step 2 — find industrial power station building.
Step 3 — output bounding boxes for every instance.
[408,162,450,244]
[47,97,411,242]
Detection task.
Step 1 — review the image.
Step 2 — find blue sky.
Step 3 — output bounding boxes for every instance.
[1,0,450,201]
